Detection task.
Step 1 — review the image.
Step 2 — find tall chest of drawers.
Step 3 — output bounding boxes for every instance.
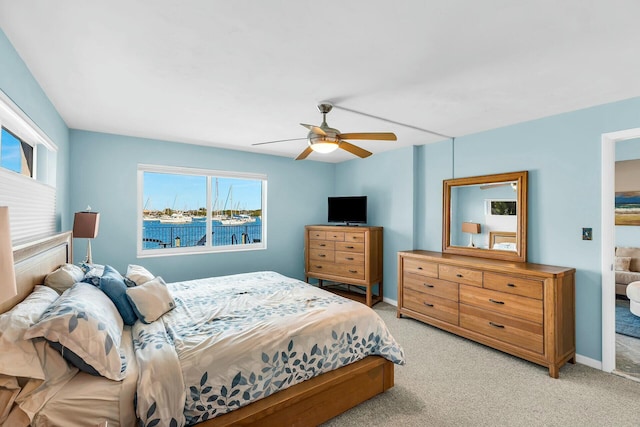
[305,225,383,307]
[397,250,575,378]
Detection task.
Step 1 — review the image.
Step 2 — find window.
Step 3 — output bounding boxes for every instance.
[0,91,57,242]
[1,127,33,176]
[137,164,266,257]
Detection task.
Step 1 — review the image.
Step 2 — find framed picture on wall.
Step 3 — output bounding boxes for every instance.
[615,191,640,225]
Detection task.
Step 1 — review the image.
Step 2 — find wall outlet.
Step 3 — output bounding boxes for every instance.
[582,228,592,240]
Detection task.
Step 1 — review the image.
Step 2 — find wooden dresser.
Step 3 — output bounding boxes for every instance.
[397,250,575,378]
[304,225,383,307]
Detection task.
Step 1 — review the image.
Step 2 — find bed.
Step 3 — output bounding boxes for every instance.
[488,231,517,251]
[0,232,404,426]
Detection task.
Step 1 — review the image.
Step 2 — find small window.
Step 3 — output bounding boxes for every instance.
[485,199,517,216]
[138,164,266,257]
[1,127,33,177]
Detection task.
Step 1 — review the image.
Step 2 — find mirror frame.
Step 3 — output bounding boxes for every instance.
[442,170,528,263]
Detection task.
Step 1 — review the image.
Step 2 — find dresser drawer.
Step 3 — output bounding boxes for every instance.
[439,264,483,287]
[402,258,438,278]
[403,289,458,325]
[335,251,364,265]
[335,242,364,253]
[484,272,543,299]
[309,248,335,262]
[325,231,345,241]
[460,304,543,353]
[308,262,365,280]
[309,240,335,250]
[403,273,458,302]
[345,232,365,243]
[459,285,543,324]
[308,230,326,240]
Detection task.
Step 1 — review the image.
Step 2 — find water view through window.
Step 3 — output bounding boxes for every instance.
[141,169,264,253]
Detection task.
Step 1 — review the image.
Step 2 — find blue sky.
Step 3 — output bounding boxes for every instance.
[144,172,262,211]
[1,128,22,173]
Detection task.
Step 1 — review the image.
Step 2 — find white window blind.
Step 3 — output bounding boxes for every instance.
[0,168,56,242]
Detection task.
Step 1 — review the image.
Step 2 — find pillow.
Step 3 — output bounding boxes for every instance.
[44,264,85,294]
[99,265,138,325]
[80,263,105,286]
[126,276,175,324]
[23,282,127,381]
[615,256,632,272]
[0,285,59,379]
[125,264,155,286]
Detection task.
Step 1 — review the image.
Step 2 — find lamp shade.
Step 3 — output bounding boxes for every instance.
[462,222,481,234]
[0,206,17,304]
[73,211,100,238]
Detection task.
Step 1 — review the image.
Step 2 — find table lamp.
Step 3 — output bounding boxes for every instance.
[462,222,481,247]
[73,209,100,264]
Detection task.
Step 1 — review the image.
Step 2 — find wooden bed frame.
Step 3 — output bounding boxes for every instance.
[488,230,517,249]
[4,232,395,426]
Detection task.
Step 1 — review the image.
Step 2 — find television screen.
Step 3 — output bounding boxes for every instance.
[328,196,367,224]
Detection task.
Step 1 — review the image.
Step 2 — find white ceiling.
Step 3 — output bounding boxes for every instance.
[1,1,639,163]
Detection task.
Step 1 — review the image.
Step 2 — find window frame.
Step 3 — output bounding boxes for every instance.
[136,164,267,258]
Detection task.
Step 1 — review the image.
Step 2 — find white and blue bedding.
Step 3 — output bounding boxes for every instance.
[131,271,405,426]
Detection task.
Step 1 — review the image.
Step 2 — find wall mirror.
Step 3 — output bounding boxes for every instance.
[442,171,528,262]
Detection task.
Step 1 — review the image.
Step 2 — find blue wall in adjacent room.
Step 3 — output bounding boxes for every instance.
[69,130,335,283]
[615,138,640,247]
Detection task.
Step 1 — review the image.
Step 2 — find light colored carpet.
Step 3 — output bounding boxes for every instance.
[323,302,640,427]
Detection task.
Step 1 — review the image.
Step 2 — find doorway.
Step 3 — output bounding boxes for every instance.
[601,128,640,379]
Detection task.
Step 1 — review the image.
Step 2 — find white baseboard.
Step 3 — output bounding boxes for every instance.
[576,353,603,371]
[383,297,397,307]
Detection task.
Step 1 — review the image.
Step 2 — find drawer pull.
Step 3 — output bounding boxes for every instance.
[318,254,326,258]
[423,283,434,288]
[315,265,322,269]
[319,244,326,247]
[456,274,463,278]
[346,257,354,260]
[349,269,358,273]
[489,322,505,329]
[345,246,355,249]
[507,283,516,287]
[417,267,423,270]
[423,302,434,307]
[489,298,505,305]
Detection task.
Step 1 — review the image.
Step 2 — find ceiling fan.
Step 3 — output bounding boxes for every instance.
[480,182,518,191]
[252,103,397,160]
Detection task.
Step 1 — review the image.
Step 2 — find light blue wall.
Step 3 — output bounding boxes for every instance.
[615,138,640,247]
[69,130,335,282]
[334,146,416,302]
[343,97,640,362]
[0,29,71,230]
[6,25,640,362]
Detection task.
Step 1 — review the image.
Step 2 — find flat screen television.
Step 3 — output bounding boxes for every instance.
[328,196,367,225]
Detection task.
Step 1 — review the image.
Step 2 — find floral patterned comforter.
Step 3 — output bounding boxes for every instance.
[131,271,405,426]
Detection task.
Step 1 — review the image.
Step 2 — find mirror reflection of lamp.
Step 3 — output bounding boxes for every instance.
[73,207,100,264]
[0,206,17,304]
[462,222,481,247]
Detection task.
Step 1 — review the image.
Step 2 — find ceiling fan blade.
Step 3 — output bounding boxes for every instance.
[295,146,314,160]
[252,138,307,146]
[339,141,372,158]
[338,132,397,141]
[300,123,327,136]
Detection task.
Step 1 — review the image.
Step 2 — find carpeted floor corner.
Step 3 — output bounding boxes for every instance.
[322,302,640,427]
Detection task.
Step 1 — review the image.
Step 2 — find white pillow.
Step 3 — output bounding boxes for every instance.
[126,264,155,286]
[126,276,175,323]
[0,286,59,379]
[24,283,127,381]
[44,264,85,294]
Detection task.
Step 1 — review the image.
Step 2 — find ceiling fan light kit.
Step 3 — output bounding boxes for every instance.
[253,102,397,160]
